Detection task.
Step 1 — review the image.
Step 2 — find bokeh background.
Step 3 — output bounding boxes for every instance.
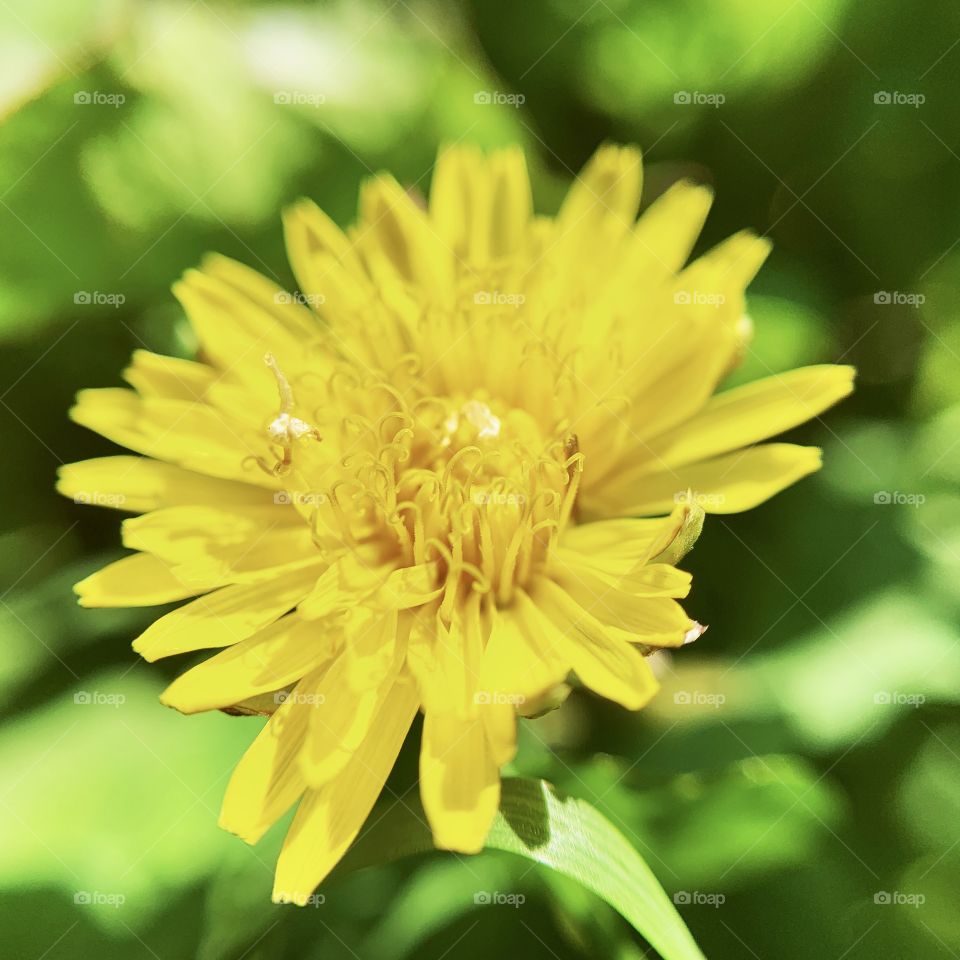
[3,0,960,957]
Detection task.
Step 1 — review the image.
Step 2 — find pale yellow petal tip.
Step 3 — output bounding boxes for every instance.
[158,681,199,715]
[130,636,159,662]
[723,230,774,285]
[54,465,77,499]
[73,575,104,607]
[67,390,99,424]
[836,364,857,393]
[598,142,642,167]
[626,675,661,712]
[282,197,319,229]
[172,254,231,295]
[684,621,707,645]
[216,812,260,846]
[662,177,715,206]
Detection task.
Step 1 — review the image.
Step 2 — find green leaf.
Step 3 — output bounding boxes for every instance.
[338,777,705,960]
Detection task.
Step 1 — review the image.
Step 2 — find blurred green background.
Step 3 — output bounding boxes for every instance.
[2,0,959,957]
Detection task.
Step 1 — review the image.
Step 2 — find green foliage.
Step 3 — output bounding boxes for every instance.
[1,0,957,957]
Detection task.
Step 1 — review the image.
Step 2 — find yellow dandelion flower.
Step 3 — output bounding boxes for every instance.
[59,143,853,904]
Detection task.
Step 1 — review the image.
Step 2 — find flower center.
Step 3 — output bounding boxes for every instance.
[259,360,582,616]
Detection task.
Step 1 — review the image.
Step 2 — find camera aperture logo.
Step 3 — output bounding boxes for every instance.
[74,91,125,108]
[273,890,326,906]
[275,291,325,307]
[273,91,326,107]
[873,491,924,507]
[74,291,125,308]
[873,91,925,108]
[473,91,525,108]
[72,491,126,507]
[674,290,725,308]
[874,891,925,908]
[473,690,526,706]
[74,891,125,908]
[473,290,525,307]
[674,91,725,108]
[874,290,924,307]
[675,489,726,509]
[274,690,326,706]
[74,691,126,707]
[674,690,726,709]
[874,691,925,708]
[474,890,525,908]
[274,490,328,507]
[673,891,725,908]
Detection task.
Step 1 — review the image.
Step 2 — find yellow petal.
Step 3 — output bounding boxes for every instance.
[160,615,337,714]
[630,179,714,275]
[122,349,216,401]
[219,677,317,844]
[358,174,450,291]
[482,701,517,767]
[406,596,484,717]
[641,365,855,469]
[121,505,316,584]
[282,198,372,322]
[599,443,823,517]
[300,610,400,787]
[419,709,499,853]
[558,506,696,570]
[74,553,219,607]
[297,559,409,620]
[478,593,569,705]
[430,144,532,263]
[552,550,692,601]
[531,579,660,710]
[558,144,643,237]
[69,388,277,487]
[57,457,271,514]
[132,564,324,661]
[555,571,691,642]
[272,677,418,904]
[173,254,321,399]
